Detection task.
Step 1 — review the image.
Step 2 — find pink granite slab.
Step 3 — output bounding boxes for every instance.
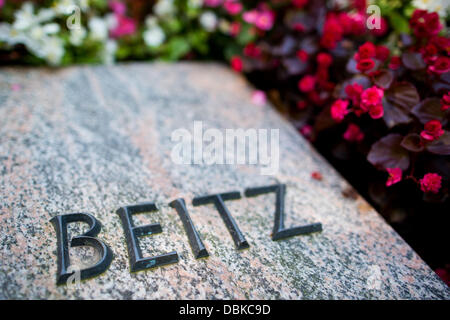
[0,63,448,299]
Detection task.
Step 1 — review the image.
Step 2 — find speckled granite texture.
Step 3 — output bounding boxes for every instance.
[0,63,448,299]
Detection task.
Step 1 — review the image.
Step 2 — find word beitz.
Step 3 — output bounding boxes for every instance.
[50,184,322,285]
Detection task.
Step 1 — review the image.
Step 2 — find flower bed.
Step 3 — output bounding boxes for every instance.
[0,0,449,285]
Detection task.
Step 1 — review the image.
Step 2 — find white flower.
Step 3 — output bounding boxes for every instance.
[154,0,176,17]
[143,26,165,47]
[42,36,65,65]
[53,0,77,15]
[199,11,217,32]
[88,17,108,41]
[69,26,86,46]
[29,23,60,41]
[13,3,37,30]
[145,15,158,28]
[412,0,449,17]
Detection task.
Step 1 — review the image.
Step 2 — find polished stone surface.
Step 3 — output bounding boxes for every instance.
[0,63,448,299]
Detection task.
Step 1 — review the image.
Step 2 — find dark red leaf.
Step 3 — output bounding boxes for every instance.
[282,57,308,75]
[411,98,446,125]
[401,133,424,152]
[426,131,450,155]
[367,134,410,170]
[385,82,420,111]
[372,69,394,89]
[314,105,336,132]
[401,52,426,70]
[382,98,412,128]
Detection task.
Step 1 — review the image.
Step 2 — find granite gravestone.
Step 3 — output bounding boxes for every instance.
[0,63,449,299]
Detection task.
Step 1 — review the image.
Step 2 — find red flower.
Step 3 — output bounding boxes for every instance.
[230,56,243,72]
[410,10,442,38]
[420,173,442,194]
[297,100,307,110]
[389,56,401,70]
[375,45,390,62]
[292,23,306,32]
[435,268,450,286]
[320,14,343,49]
[358,42,376,60]
[296,50,309,62]
[343,123,364,142]
[345,83,363,107]
[428,56,450,75]
[441,92,450,111]
[317,52,333,68]
[386,168,402,187]
[330,99,349,122]
[361,86,384,110]
[368,104,384,119]
[244,43,261,58]
[292,0,308,8]
[299,124,313,140]
[357,59,375,72]
[298,75,316,92]
[420,120,444,141]
[229,22,241,36]
[311,171,323,181]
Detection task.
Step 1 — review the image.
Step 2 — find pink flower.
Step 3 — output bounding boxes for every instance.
[251,90,266,105]
[441,92,450,111]
[420,120,444,141]
[361,86,383,111]
[370,16,388,37]
[296,50,309,62]
[428,56,450,75]
[254,11,274,31]
[204,0,223,7]
[343,124,364,142]
[386,168,402,187]
[0,0,4,9]
[223,1,243,15]
[109,1,126,15]
[243,10,258,24]
[298,75,316,92]
[330,99,349,122]
[420,173,442,194]
[11,83,21,91]
[345,83,363,107]
[368,104,384,119]
[230,56,243,72]
[110,15,136,38]
[299,124,313,140]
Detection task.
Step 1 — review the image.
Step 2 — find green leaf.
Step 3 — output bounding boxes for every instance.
[388,11,410,34]
[165,37,191,60]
